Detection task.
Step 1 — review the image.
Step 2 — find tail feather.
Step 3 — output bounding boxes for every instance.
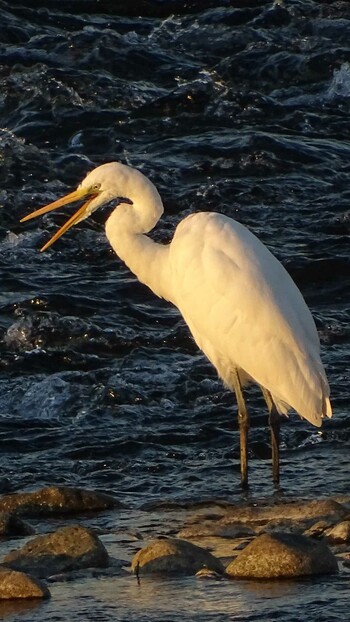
[272,372,332,427]
[323,396,332,419]
[321,373,332,420]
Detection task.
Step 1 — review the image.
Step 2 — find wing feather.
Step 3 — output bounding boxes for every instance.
[169,212,331,425]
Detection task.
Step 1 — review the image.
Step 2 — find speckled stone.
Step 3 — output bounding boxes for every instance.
[226,532,338,579]
[4,524,109,578]
[325,521,350,544]
[131,537,225,576]
[0,566,50,599]
[0,486,121,517]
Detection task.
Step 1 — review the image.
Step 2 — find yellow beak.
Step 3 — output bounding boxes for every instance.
[20,187,99,252]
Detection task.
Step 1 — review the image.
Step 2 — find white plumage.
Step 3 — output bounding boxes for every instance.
[21,161,332,487]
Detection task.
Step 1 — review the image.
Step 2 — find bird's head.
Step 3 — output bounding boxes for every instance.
[20,162,139,252]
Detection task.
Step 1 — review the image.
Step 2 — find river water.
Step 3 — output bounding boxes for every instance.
[0,0,349,620]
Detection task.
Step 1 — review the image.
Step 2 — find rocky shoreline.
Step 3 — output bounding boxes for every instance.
[0,486,348,602]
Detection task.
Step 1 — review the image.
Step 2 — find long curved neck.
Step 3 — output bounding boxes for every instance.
[105,196,172,301]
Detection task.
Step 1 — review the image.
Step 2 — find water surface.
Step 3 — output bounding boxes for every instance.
[0,0,349,619]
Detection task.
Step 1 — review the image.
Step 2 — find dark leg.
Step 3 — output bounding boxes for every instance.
[261,387,280,486]
[232,370,249,489]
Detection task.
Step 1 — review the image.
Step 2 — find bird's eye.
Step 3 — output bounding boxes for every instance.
[90,183,101,192]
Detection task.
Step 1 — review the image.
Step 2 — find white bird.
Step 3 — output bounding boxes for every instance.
[21,162,332,488]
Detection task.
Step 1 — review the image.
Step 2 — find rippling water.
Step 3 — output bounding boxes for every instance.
[0,0,349,619]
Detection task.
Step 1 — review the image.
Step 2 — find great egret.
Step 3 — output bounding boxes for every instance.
[21,162,332,488]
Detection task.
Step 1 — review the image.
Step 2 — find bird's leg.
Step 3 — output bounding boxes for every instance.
[232,369,249,489]
[261,387,280,486]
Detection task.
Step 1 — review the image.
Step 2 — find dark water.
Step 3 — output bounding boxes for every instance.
[0,0,349,619]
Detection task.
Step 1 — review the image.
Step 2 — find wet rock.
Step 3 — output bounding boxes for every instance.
[256,518,304,535]
[324,521,350,544]
[4,525,109,578]
[195,567,223,580]
[0,486,121,517]
[178,523,255,539]
[303,520,331,538]
[0,566,50,599]
[220,499,347,527]
[226,532,338,579]
[0,513,34,537]
[131,537,225,576]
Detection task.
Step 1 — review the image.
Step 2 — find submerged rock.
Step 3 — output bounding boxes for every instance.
[220,499,347,527]
[0,566,50,599]
[226,532,338,579]
[195,567,223,580]
[4,525,109,578]
[0,486,121,517]
[131,537,225,576]
[178,523,255,539]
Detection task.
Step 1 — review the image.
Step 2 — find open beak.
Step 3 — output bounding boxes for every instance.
[20,187,99,252]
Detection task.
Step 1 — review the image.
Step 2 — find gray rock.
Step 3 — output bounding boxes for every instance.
[4,524,109,578]
[324,521,350,544]
[0,566,50,599]
[0,486,121,517]
[0,512,34,537]
[256,519,304,535]
[131,537,225,576]
[226,532,338,579]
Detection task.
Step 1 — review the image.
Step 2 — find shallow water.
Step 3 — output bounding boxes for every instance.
[0,0,349,619]
[16,572,350,622]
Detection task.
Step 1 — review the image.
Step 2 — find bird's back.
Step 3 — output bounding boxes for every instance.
[167,212,331,426]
